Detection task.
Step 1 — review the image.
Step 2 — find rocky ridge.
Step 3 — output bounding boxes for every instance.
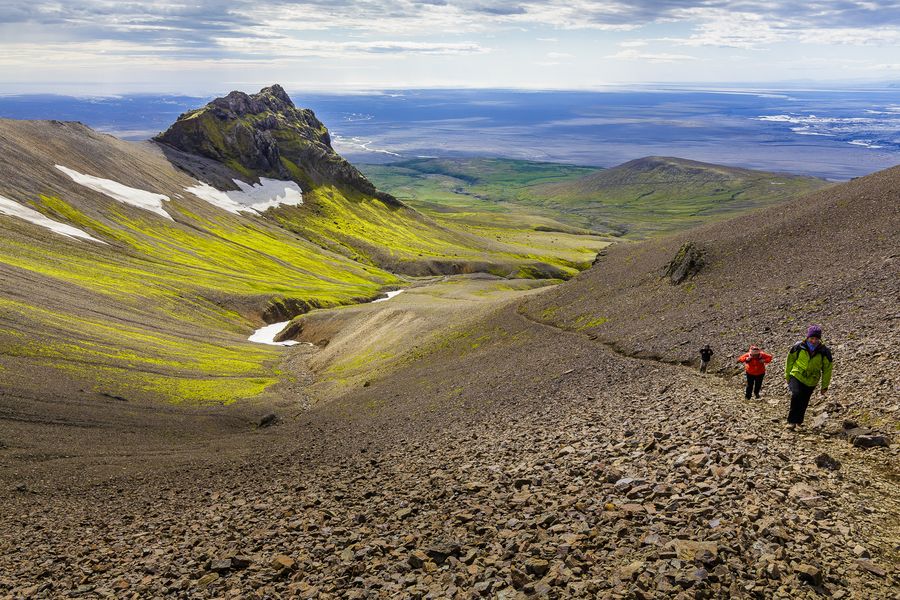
[155,85,399,205]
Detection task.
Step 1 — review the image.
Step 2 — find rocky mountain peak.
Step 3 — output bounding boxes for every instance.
[154,85,399,205]
[259,84,294,107]
[210,84,296,117]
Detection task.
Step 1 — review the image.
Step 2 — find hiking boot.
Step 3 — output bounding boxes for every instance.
[784,423,797,431]
[754,394,760,399]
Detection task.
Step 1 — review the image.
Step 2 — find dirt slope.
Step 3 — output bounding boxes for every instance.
[0,161,896,599]
[523,164,900,429]
[0,299,896,598]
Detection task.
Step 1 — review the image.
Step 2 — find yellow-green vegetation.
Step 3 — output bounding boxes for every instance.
[0,181,603,405]
[0,190,403,404]
[277,185,608,279]
[575,315,609,330]
[0,297,281,404]
[13,195,399,317]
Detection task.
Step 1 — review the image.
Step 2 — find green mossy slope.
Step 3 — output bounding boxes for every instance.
[364,156,831,239]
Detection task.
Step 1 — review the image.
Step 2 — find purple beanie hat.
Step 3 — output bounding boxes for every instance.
[807,324,823,338]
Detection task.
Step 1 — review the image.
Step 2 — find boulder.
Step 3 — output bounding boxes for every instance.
[425,542,461,565]
[270,555,295,571]
[525,558,550,577]
[196,573,219,587]
[664,242,706,285]
[851,434,891,449]
[209,559,232,572]
[407,550,428,569]
[814,453,841,470]
[672,540,719,565]
[795,563,823,586]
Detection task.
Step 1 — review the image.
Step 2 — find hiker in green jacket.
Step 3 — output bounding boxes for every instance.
[784,324,833,430]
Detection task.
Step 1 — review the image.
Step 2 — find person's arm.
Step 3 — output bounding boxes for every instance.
[785,347,797,381]
[762,352,773,364]
[737,353,748,363]
[821,353,833,392]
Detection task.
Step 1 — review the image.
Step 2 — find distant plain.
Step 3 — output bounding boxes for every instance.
[1,86,898,180]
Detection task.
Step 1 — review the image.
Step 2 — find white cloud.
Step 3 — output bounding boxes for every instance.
[1,1,899,89]
[215,37,490,58]
[672,10,781,49]
[668,6,900,49]
[607,49,698,63]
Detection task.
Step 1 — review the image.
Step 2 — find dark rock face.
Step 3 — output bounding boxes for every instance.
[154,84,400,205]
[665,242,706,284]
[258,413,278,429]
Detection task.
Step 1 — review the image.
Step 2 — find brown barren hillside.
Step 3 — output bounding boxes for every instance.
[522,163,900,428]
[1,153,897,597]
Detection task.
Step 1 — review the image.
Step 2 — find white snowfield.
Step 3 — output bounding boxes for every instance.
[185,178,303,215]
[0,194,106,243]
[373,290,404,303]
[55,165,173,221]
[247,321,300,346]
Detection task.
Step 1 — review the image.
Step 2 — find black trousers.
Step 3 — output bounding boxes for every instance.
[788,376,815,424]
[745,373,765,399]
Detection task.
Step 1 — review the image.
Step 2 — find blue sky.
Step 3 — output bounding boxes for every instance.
[1,1,899,94]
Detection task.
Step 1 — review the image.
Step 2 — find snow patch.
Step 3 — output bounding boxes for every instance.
[248,321,299,346]
[184,182,249,215]
[55,165,172,220]
[185,178,303,214]
[0,194,105,243]
[373,290,404,303]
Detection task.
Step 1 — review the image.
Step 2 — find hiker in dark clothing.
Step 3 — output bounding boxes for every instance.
[784,325,833,430]
[737,345,773,399]
[699,344,713,373]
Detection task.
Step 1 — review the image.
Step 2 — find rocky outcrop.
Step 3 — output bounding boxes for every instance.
[154,85,400,205]
[664,241,705,284]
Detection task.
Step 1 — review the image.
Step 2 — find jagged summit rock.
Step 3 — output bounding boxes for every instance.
[154,84,399,205]
[210,85,297,117]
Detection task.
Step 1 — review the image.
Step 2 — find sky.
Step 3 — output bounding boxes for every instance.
[1,1,899,94]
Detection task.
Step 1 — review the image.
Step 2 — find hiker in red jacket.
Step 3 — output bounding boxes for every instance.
[737,345,773,400]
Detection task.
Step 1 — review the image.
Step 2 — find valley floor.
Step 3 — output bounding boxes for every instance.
[0,284,897,599]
